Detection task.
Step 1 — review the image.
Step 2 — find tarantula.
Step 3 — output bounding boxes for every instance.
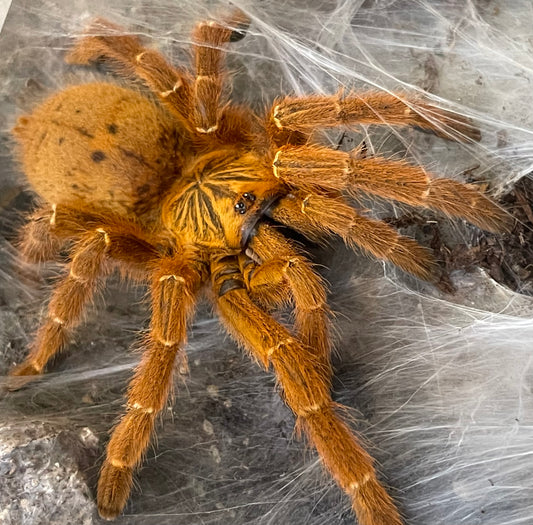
[7,9,508,525]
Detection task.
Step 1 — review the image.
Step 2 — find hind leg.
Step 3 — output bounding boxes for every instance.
[18,205,65,263]
[8,211,159,390]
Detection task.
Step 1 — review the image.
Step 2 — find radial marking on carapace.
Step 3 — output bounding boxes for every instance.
[170,162,265,242]
[213,168,261,183]
[173,184,225,239]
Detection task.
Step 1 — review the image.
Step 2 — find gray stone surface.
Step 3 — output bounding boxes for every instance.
[0,423,97,525]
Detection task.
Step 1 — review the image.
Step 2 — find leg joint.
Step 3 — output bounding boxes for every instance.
[272,150,282,178]
[196,124,219,134]
[156,336,178,348]
[95,227,111,246]
[295,402,328,418]
[267,337,296,359]
[158,274,186,283]
[348,474,371,494]
[272,105,283,129]
[128,402,155,414]
[110,458,127,468]
[160,80,183,98]
[69,267,90,283]
[50,203,57,226]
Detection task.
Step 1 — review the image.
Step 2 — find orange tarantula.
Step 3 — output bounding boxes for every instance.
[7,8,508,525]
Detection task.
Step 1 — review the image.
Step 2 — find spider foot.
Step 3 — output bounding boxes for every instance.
[65,18,134,66]
[5,361,42,391]
[418,105,481,142]
[97,462,133,520]
[228,13,251,42]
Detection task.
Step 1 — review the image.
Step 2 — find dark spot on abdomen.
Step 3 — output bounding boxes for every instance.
[91,150,106,162]
[107,124,118,134]
[136,184,150,195]
[118,146,150,168]
[58,137,64,145]
[74,126,94,139]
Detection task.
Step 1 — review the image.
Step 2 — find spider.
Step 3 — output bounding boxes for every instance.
[6,8,509,525]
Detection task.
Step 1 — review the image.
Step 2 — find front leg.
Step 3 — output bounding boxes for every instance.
[212,275,403,525]
[271,145,510,233]
[269,92,481,142]
[243,224,332,365]
[269,191,437,281]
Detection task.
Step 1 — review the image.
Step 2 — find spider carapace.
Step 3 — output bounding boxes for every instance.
[8,9,509,525]
[162,149,279,251]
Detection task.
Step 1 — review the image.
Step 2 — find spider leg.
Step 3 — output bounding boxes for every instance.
[348,155,511,232]
[269,92,481,142]
[268,191,437,281]
[18,205,66,263]
[97,254,203,520]
[238,252,291,309]
[7,213,160,390]
[191,9,250,133]
[65,18,194,129]
[211,259,403,525]
[272,145,510,232]
[242,224,332,364]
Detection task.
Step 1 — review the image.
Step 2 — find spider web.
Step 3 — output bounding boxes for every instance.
[0,1,532,524]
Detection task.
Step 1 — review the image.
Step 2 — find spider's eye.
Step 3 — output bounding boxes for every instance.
[234,200,246,214]
[243,192,256,202]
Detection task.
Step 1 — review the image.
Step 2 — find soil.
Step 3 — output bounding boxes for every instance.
[385,176,533,295]
[441,177,533,295]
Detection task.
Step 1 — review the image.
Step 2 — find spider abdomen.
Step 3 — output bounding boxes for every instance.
[13,82,182,221]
